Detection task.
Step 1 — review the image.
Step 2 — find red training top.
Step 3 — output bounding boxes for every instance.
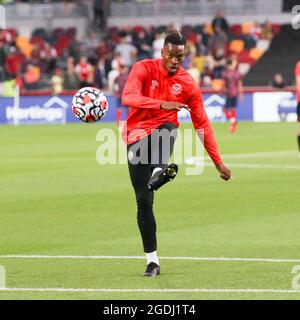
[122,59,222,165]
[222,69,242,98]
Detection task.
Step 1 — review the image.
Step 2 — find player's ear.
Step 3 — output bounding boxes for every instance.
[161,48,164,58]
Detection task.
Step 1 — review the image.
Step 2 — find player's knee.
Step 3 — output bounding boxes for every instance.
[136,194,153,211]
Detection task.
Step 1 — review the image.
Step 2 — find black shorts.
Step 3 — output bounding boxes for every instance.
[127,122,177,168]
[225,97,237,109]
[297,102,300,122]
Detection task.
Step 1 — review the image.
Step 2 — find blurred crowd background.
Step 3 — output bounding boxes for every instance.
[0,0,299,95]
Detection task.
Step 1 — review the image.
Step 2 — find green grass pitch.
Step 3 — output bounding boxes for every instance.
[0,122,300,300]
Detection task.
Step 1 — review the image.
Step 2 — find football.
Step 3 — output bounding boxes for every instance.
[72,87,108,122]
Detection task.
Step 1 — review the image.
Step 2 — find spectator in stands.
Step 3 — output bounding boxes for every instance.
[249,22,262,42]
[40,42,57,73]
[272,73,286,89]
[64,56,79,90]
[167,23,178,33]
[5,46,24,79]
[221,58,243,133]
[94,56,107,90]
[95,38,110,60]
[152,32,165,59]
[209,25,228,53]
[195,32,208,56]
[243,22,261,49]
[113,64,129,125]
[51,68,64,95]
[212,10,229,34]
[93,0,107,28]
[23,63,40,90]
[134,29,152,60]
[204,53,215,78]
[192,49,207,75]
[202,74,213,88]
[107,52,125,91]
[0,40,7,81]
[261,20,274,40]
[182,51,192,70]
[68,36,82,62]
[76,56,93,88]
[212,48,226,79]
[187,60,201,87]
[182,40,196,70]
[114,32,137,67]
[82,31,99,65]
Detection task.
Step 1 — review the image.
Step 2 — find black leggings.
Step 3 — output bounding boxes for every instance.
[127,122,177,253]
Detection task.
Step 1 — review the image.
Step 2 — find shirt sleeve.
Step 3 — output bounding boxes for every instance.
[122,61,162,109]
[187,85,222,165]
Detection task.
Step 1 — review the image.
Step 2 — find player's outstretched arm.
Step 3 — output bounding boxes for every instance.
[188,85,233,181]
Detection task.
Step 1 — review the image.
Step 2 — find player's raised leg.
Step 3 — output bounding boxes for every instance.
[148,122,178,191]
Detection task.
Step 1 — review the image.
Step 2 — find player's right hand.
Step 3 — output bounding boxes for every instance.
[161,102,191,111]
[215,163,233,181]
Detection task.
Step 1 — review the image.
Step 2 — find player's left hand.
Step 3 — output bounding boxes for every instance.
[215,163,232,181]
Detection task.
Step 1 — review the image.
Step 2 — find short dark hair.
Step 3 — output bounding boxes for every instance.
[163,31,186,47]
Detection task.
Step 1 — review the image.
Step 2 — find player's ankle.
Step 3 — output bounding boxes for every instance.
[145,251,159,266]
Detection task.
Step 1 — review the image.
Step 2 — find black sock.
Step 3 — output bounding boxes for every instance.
[298,135,300,152]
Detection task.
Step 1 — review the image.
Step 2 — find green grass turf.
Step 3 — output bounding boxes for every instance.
[0,122,300,300]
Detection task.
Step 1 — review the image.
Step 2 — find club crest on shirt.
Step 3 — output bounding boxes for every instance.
[151,80,158,90]
[171,83,182,95]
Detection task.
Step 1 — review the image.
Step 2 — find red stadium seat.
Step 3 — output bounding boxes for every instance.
[54,35,71,56]
[236,49,256,65]
[52,28,65,40]
[30,35,45,49]
[237,49,250,62]
[230,24,242,36]
[66,27,77,39]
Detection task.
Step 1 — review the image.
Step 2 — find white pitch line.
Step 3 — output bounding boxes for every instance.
[0,157,93,163]
[204,162,300,170]
[0,288,299,294]
[212,150,295,159]
[1,255,300,263]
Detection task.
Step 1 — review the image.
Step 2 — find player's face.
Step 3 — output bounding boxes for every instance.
[161,43,185,75]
